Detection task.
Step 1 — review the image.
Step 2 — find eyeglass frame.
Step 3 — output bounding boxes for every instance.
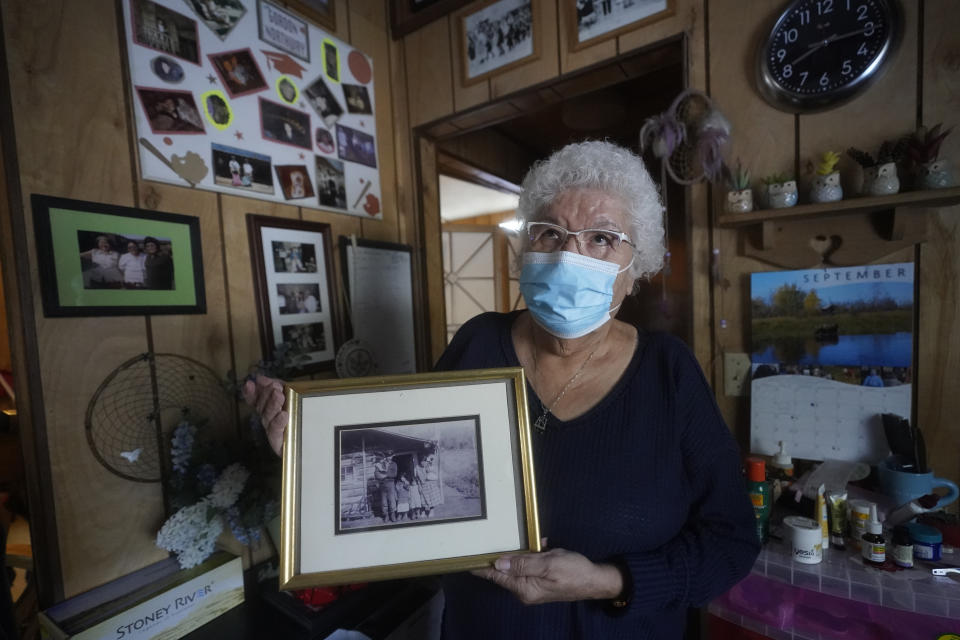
[525,221,636,257]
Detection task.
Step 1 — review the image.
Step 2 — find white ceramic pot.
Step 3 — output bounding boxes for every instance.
[862,162,900,196]
[809,171,843,203]
[766,180,798,208]
[725,188,753,213]
[918,159,956,189]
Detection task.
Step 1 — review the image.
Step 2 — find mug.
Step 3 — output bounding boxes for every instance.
[877,457,959,509]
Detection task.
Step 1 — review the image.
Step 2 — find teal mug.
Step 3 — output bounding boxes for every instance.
[878,457,959,509]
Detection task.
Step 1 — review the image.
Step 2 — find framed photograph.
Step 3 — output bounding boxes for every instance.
[390,0,473,39]
[260,97,313,150]
[284,0,336,33]
[257,0,311,62]
[135,87,206,134]
[567,0,673,51]
[247,215,341,373]
[458,0,539,86]
[208,48,268,98]
[130,0,200,64]
[335,124,377,169]
[31,194,206,317]
[279,368,541,588]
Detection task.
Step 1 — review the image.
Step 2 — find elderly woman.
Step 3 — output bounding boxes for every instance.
[245,141,758,639]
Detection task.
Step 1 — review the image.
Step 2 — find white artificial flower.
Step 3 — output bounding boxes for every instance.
[156,500,223,569]
[208,463,250,509]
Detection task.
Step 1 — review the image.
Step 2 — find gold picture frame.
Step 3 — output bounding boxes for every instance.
[280,367,541,589]
[566,0,674,52]
[457,0,540,87]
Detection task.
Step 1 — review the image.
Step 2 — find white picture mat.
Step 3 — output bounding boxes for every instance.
[464,0,534,79]
[260,226,334,364]
[345,244,416,374]
[577,0,668,43]
[120,0,382,218]
[298,381,525,573]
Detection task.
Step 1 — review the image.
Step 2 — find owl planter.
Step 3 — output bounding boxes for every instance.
[906,123,955,189]
[764,180,798,208]
[725,188,754,213]
[810,172,843,203]
[918,159,956,189]
[862,162,900,196]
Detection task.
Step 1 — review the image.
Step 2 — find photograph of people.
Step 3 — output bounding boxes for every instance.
[118,240,147,288]
[79,234,123,288]
[244,141,758,639]
[143,236,174,290]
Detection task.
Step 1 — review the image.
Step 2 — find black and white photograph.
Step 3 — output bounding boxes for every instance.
[135,87,206,134]
[315,128,335,154]
[281,321,326,352]
[460,0,536,84]
[131,0,200,64]
[335,417,486,534]
[271,241,318,273]
[316,157,347,209]
[277,283,322,314]
[182,0,247,39]
[277,76,299,104]
[76,231,174,290]
[211,142,275,193]
[274,164,316,200]
[202,90,232,128]
[336,124,377,169]
[303,74,344,129]
[208,48,268,97]
[260,98,312,150]
[322,40,340,82]
[150,55,184,83]
[342,83,373,115]
[570,0,671,49]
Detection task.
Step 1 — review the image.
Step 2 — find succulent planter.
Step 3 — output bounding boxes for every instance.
[809,171,843,203]
[917,159,956,189]
[764,180,798,209]
[725,188,754,213]
[861,162,900,196]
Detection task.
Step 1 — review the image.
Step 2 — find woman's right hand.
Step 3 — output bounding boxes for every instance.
[241,374,287,456]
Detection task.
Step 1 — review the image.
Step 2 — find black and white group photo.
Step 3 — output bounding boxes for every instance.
[463,0,533,81]
[575,0,668,45]
[335,417,486,534]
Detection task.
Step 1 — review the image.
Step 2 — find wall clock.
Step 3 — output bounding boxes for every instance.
[757,0,902,113]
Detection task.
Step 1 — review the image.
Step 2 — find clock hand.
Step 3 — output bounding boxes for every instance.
[830,26,870,43]
[790,32,838,66]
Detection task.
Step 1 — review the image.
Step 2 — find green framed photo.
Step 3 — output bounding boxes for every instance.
[32,194,206,317]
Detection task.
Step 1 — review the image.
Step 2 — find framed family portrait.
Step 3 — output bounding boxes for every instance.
[279,368,540,588]
[458,0,539,86]
[566,0,673,51]
[247,214,341,374]
[31,194,206,317]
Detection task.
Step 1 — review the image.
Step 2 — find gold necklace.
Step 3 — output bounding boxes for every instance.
[529,324,598,433]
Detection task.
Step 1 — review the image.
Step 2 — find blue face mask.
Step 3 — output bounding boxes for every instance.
[519,251,631,339]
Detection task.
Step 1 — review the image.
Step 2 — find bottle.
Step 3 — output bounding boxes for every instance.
[770,441,794,479]
[861,504,886,566]
[746,457,771,544]
[891,525,914,568]
[816,483,830,549]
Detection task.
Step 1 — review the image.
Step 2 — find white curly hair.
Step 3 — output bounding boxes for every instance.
[515,140,665,280]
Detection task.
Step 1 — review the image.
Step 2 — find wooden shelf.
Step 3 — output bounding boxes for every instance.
[717,186,960,228]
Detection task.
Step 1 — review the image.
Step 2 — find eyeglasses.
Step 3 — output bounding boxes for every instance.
[526,222,635,260]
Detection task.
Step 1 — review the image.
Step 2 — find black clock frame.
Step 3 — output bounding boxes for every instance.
[756,0,903,113]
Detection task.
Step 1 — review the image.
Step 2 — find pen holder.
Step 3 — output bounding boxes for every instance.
[878,457,959,509]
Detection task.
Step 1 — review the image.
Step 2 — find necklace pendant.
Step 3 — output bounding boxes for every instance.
[534,413,548,433]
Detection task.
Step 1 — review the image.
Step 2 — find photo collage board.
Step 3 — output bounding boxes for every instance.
[122,0,382,219]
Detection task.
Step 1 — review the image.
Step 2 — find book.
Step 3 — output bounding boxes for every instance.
[39,552,243,640]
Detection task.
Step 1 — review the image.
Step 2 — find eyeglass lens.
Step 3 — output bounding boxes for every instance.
[528,223,625,258]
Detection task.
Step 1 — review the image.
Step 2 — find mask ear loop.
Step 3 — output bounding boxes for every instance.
[610,253,636,316]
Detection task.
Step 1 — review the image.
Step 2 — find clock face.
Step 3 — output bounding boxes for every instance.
[757,0,901,112]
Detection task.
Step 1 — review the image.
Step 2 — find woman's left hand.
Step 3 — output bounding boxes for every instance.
[472,548,623,605]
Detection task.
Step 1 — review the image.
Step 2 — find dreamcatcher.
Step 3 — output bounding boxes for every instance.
[640,89,731,300]
[85,353,235,482]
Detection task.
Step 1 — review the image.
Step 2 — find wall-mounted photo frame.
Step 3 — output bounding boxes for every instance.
[283,0,336,33]
[390,0,473,39]
[279,368,540,589]
[247,214,341,374]
[566,0,673,51]
[31,194,206,317]
[458,0,539,86]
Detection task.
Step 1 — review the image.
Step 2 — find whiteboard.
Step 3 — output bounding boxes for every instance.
[340,238,417,374]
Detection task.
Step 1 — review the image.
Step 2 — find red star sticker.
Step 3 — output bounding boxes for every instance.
[235,131,244,140]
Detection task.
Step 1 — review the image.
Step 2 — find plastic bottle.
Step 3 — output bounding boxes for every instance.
[770,441,794,479]
[861,504,886,566]
[746,457,771,544]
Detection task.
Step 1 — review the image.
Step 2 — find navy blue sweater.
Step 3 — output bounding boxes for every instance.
[435,312,759,639]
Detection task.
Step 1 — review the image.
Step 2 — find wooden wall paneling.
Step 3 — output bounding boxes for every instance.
[438,129,537,185]
[404,17,456,127]
[349,0,400,244]
[219,195,298,382]
[0,258,9,371]
[490,0,560,99]
[418,136,446,364]
[389,36,415,247]
[449,11,492,114]
[798,2,919,197]
[558,0,618,73]
[917,0,960,510]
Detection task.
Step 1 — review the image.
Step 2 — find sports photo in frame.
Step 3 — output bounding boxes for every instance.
[279,368,540,588]
[31,194,206,317]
